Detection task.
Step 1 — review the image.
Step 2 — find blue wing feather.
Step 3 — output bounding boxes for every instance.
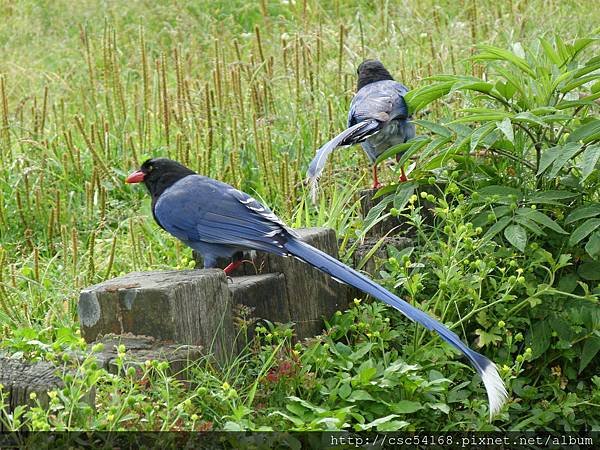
[154,175,292,256]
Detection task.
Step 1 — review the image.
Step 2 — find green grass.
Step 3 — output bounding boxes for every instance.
[0,0,598,432]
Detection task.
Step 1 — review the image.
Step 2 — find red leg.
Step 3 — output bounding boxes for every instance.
[399,166,408,182]
[371,165,382,189]
[224,259,243,275]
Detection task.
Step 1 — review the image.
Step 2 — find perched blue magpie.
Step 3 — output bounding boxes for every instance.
[126,158,507,417]
[307,60,415,197]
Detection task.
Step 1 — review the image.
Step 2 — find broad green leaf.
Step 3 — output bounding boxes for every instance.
[483,216,512,241]
[496,118,514,143]
[374,420,410,432]
[287,396,326,414]
[567,119,600,144]
[393,182,416,210]
[585,232,600,259]
[412,120,452,137]
[504,224,528,251]
[513,111,548,127]
[492,205,512,218]
[540,37,563,66]
[571,38,598,58]
[516,208,567,234]
[470,123,497,152]
[565,204,600,224]
[451,79,494,94]
[358,366,377,384]
[451,109,511,124]
[548,142,582,178]
[429,403,451,414]
[578,261,600,280]
[273,409,305,427]
[338,382,352,399]
[537,146,560,175]
[537,143,580,176]
[515,216,544,236]
[571,56,600,79]
[349,342,374,361]
[527,190,578,205]
[356,414,401,431]
[556,91,600,109]
[473,45,536,77]
[334,341,353,357]
[286,402,306,418]
[390,400,423,414]
[495,79,517,100]
[475,329,502,347]
[478,185,521,199]
[419,135,453,161]
[581,144,600,181]
[549,316,574,341]
[404,81,454,114]
[555,34,570,63]
[376,137,428,164]
[560,74,600,94]
[529,321,551,359]
[579,336,600,373]
[347,390,375,402]
[569,218,600,246]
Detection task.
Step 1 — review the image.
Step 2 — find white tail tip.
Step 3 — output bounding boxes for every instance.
[481,362,508,419]
[308,176,320,204]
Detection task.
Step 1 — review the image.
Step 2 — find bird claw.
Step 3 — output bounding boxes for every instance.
[371,181,383,190]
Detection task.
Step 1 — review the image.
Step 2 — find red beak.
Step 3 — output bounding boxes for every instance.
[125,170,145,184]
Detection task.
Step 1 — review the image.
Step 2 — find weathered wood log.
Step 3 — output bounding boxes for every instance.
[78,270,236,363]
[79,228,351,353]
[0,358,63,414]
[0,357,95,430]
[88,334,203,378]
[228,273,290,340]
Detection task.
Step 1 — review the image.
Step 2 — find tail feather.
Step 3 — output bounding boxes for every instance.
[283,237,507,418]
[306,119,381,202]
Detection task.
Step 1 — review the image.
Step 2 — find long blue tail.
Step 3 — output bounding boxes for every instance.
[284,237,507,417]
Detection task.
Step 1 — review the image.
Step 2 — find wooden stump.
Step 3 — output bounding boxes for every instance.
[88,334,203,378]
[79,228,352,356]
[228,273,290,344]
[79,269,236,364]
[0,358,64,413]
[192,227,350,340]
[0,357,95,431]
[262,228,350,339]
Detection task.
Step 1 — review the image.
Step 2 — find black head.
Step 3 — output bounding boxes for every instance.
[356,59,394,90]
[126,157,196,199]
